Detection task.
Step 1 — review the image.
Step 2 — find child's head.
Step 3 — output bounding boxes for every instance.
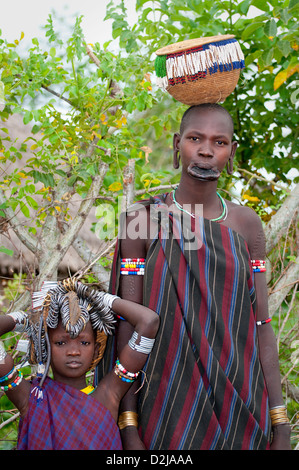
[27,278,115,387]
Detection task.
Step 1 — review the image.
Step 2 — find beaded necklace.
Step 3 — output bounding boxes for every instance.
[172,189,227,222]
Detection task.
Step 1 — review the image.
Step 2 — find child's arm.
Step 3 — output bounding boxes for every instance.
[94,297,159,422]
[0,312,31,417]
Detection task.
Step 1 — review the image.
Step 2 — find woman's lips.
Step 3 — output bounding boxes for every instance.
[187,164,220,181]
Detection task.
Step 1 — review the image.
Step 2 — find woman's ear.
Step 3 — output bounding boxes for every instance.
[227,141,237,175]
[173,133,181,169]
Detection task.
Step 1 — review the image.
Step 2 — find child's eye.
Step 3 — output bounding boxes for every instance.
[55,341,66,346]
[81,341,91,346]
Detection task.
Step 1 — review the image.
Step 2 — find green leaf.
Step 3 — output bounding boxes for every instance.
[251,0,270,11]
[277,40,292,58]
[25,195,39,210]
[242,22,264,40]
[23,111,33,125]
[32,170,55,188]
[20,204,30,218]
[0,246,13,256]
[264,19,277,38]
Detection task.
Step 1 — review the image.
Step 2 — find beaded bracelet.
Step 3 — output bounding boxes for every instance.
[251,259,266,273]
[114,359,140,383]
[256,317,272,326]
[0,366,16,383]
[0,370,23,392]
[120,258,145,276]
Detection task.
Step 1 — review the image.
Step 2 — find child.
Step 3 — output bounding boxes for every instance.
[0,278,159,450]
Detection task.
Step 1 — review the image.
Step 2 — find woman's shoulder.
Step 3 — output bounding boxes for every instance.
[226,200,266,258]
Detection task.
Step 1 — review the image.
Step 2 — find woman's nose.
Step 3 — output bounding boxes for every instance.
[198,141,213,157]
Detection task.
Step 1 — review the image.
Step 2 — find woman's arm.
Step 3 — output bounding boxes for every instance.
[111,208,150,449]
[247,214,291,450]
[95,296,159,425]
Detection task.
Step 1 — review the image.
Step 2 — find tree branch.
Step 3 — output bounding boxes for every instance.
[0,189,38,254]
[69,234,111,288]
[268,256,299,316]
[265,183,299,255]
[60,162,108,253]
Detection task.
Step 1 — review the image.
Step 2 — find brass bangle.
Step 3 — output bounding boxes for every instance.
[118,411,138,430]
[270,406,290,426]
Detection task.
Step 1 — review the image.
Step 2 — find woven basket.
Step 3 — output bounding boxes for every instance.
[155,35,244,105]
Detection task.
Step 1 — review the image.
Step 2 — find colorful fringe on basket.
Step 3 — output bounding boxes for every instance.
[155,38,245,90]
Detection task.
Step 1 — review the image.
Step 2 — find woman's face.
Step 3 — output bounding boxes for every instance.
[174,108,237,182]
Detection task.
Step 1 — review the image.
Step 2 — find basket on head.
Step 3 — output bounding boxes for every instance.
[155,35,245,105]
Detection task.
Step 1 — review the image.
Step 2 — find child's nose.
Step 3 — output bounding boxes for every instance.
[67,344,80,355]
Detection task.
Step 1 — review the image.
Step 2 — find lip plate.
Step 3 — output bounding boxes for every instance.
[187,164,220,181]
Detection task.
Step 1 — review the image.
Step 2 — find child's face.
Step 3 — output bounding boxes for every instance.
[49,320,96,385]
[174,108,237,181]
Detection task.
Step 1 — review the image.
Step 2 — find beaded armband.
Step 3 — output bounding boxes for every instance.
[120,258,145,276]
[256,317,272,326]
[118,258,146,320]
[251,259,266,273]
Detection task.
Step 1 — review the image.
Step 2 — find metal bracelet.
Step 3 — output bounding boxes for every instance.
[0,341,7,363]
[128,331,155,355]
[7,311,29,333]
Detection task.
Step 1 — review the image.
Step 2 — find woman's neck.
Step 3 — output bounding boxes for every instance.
[174,177,222,219]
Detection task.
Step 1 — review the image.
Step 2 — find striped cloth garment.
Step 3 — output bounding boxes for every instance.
[17,377,122,450]
[107,194,271,450]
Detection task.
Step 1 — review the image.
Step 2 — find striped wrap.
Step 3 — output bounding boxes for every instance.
[101,194,271,450]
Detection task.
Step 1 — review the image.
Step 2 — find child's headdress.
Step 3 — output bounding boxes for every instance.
[154,35,245,105]
[27,278,117,398]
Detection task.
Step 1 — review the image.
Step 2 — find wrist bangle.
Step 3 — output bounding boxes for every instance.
[7,311,29,333]
[270,405,290,426]
[118,411,138,430]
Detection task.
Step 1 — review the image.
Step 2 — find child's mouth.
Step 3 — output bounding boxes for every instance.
[187,164,220,181]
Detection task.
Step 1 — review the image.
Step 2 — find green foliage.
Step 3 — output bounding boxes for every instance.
[0,0,298,448]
